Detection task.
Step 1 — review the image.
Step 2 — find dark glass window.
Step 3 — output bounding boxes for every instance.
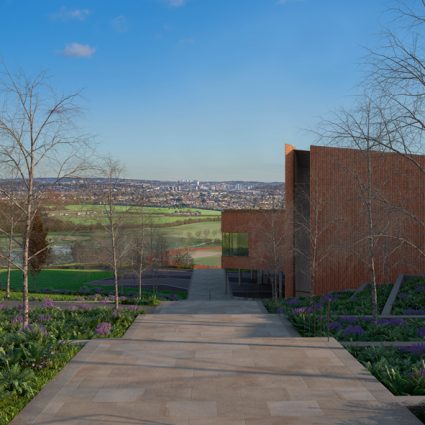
[222,233,249,256]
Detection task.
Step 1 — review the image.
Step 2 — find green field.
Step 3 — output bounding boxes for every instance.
[48,204,220,226]
[3,206,222,268]
[0,269,113,293]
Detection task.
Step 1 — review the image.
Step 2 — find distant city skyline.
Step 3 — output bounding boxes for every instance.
[1,0,392,181]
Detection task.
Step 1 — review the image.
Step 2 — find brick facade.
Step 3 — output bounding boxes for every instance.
[222,144,425,298]
[221,209,285,272]
[286,144,425,296]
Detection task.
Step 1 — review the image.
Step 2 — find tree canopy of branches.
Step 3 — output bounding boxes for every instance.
[0,68,89,326]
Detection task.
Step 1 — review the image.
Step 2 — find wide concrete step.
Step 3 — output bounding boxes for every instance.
[124,313,299,340]
[156,300,267,314]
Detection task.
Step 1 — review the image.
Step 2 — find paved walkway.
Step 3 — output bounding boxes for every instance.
[11,275,422,424]
[187,269,230,300]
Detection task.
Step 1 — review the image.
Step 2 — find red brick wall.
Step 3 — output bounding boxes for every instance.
[290,145,425,295]
[221,209,285,271]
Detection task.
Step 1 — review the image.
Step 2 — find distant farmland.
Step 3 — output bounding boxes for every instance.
[42,205,222,268]
[46,204,220,227]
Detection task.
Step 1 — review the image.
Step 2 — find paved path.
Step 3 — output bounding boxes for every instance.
[187,269,230,300]
[11,276,422,424]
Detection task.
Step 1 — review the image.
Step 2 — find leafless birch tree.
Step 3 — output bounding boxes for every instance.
[130,198,154,300]
[99,157,128,310]
[292,178,340,296]
[0,68,89,325]
[319,98,391,319]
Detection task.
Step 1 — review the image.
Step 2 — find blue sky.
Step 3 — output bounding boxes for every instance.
[0,0,391,181]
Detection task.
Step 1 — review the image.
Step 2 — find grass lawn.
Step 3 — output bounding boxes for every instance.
[0,268,188,301]
[0,269,113,293]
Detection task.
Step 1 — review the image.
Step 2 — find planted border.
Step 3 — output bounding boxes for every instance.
[0,302,143,425]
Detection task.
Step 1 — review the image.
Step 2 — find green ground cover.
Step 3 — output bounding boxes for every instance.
[348,346,425,395]
[265,284,393,317]
[392,277,425,315]
[265,283,425,396]
[0,290,81,301]
[0,305,141,425]
[0,269,113,293]
[0,287,182,302]
[265,285,424,341]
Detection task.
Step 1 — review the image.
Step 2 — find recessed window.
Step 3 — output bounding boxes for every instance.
[222,233,249,256]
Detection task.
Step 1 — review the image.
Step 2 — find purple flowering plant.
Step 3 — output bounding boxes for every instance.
[342,325,365,338]
[95,322,112,336]
[41,298,55,309]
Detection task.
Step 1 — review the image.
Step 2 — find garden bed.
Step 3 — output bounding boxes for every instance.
[264,283,425,399]
[392,277,425,315]
[348,346,425,396]
[0,302,142,425]
[264,289,425,343]
[0,288,185,303]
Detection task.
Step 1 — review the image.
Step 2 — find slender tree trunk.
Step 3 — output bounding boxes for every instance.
[111,228,119,311]
[6,218,14,298]
[366,150,378,320]
[138,268,143,300]
[23,191,32,327]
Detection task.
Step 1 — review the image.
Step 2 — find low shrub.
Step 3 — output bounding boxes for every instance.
[392,277,425,315]
[265,285,425,342]
[349,346,425,395]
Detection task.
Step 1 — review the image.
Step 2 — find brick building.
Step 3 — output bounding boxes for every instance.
[221,209,285,297]
[222,144,425,298]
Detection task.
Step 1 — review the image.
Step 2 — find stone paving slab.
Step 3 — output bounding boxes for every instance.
[11,313,422,425]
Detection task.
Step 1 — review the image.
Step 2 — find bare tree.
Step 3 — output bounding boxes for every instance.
[368,2,425,157]
[0,68,89,325]
[319,98,392,319]
[253,208,285,300]
[292,177,340,296]
[363,1,425,266]
[99,157,128,310]
[130,198,154,300]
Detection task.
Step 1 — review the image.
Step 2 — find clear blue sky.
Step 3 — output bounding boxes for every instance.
[0,0,391,181]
